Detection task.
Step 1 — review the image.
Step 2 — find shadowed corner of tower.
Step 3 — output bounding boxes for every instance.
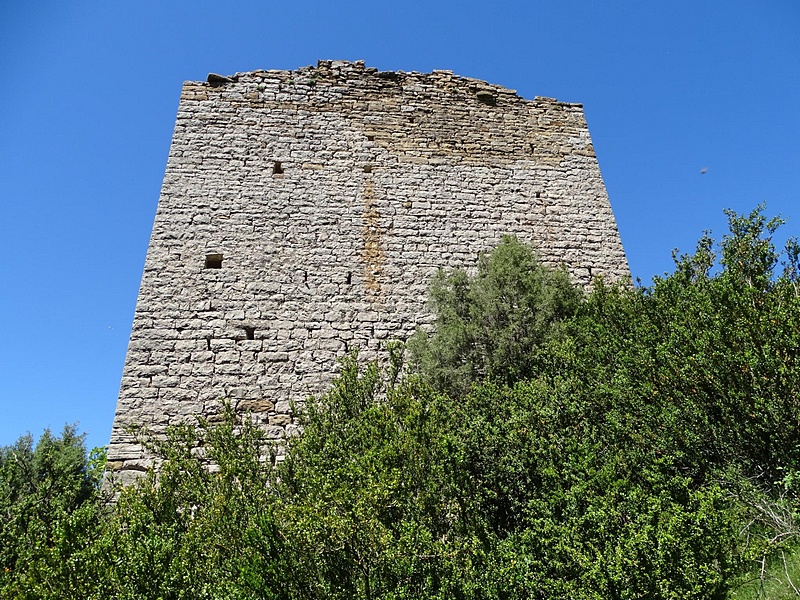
[361,176,386,305]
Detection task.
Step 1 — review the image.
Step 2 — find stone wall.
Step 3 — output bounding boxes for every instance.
[107,60,629,481]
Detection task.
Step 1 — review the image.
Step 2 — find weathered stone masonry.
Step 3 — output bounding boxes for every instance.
[108,60,629,481]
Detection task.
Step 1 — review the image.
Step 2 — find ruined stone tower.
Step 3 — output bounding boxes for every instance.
[107,60,629,480]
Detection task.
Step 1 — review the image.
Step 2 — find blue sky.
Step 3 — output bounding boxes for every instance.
[1,1,798,451]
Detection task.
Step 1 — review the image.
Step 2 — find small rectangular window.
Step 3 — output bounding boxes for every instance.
[205,254,223,269]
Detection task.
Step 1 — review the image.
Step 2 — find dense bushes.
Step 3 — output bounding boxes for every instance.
[2,206,799,598]
[0,426,107,599]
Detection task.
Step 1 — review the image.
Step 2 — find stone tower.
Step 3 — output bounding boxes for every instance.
[107,60,629,480]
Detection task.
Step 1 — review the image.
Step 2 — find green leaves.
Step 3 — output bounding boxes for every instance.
[102,403,290,600]
[3,206,800,598]
[278,354,485,599]
[0,426,106,599]
[408,235,583,396]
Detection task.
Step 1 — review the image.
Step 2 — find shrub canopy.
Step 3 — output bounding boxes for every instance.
[3,206,800,599]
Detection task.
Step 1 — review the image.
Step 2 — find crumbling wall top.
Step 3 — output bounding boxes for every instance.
[201,60,578,108]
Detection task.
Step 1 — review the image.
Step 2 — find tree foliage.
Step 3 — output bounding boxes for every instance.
[408,235,583,396]
[0,425,106,599]
[2,206,800,598]
[98,405,293,600]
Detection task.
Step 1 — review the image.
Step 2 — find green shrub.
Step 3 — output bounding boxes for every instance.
[3,207,799,599]
[0,426,107,599]
[408,235,583,396]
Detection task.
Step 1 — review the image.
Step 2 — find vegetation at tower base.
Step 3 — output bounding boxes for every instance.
[3,206,800,598]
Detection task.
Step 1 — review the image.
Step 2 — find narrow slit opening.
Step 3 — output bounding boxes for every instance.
[244,326,255,341]
[272,161,284,175]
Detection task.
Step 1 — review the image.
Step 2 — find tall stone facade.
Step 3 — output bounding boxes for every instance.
[107,60,629,480]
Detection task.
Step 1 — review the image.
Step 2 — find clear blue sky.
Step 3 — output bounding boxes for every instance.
[1,1,798,451]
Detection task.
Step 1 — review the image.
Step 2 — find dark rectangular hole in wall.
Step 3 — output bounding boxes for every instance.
[273,161,284,175]
[346,272,352,284]
[205,254,223,269]
[535,192,541,199]
[363,165,372,173]
[476,91,496,105]
[244,326,255,340]
[367,135,375,141]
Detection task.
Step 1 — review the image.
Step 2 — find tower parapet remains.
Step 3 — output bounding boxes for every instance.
[108,60,629,480]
